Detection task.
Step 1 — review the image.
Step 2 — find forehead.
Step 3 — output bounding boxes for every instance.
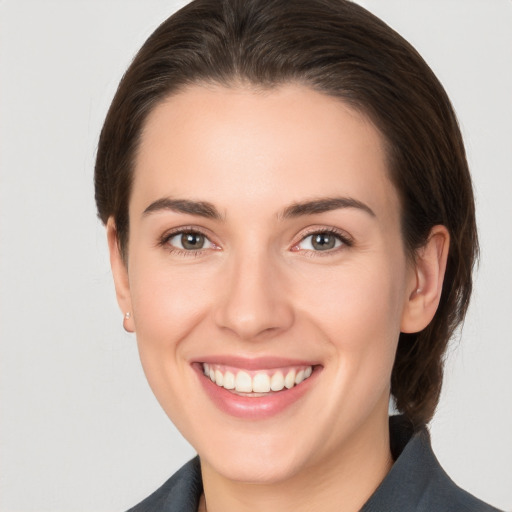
[132,83,399,222]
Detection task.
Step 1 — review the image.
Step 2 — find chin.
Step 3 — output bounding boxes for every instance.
[203,447,309,485]
[194,422,323,485]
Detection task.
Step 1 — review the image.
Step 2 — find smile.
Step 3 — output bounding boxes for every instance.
[202,363,313,394]
[196,359,320,419]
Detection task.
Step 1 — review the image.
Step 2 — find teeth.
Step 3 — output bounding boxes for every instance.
[214,369,224,387]
[202,364,314,394]
[284,370,295,389]
[235,371,252,392]
[295,369,305,385]
[223,370,235,390]
[253,373,271,393]
[270,371,284,391]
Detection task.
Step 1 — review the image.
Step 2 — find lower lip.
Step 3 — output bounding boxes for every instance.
[194,364,319,419]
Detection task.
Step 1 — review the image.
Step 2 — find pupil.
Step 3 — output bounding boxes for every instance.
[312,233,335,250]
[181,233,204,250]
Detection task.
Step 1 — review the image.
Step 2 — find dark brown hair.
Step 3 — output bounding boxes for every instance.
[95,0,478,428]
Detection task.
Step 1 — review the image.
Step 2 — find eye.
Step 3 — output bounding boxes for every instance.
[295,230,349,252]
[164,230,215,252]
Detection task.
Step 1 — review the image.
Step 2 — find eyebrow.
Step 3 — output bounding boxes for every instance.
[142,198,223,220]
[280,197,376,219]
[142,195,375,221]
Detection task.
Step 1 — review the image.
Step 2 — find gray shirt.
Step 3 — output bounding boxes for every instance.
[127,416,502,512]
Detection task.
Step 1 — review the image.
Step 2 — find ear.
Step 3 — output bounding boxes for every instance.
[106,217,135,333]
[401,225,450,333]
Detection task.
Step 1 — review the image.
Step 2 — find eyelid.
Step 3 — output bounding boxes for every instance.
[156,225,352,255]
[157,225,220,254]
[291,226,353,252]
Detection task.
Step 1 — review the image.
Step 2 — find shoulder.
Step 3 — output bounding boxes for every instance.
[424,462,502,512]
[126,457,203,512]
[361,417,503,512]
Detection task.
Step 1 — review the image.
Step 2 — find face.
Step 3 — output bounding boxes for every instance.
[112,84,421,484]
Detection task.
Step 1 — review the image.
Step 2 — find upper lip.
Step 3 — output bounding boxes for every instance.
[193,355,321,370]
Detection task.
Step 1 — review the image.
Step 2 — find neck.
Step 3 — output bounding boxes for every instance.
[200,412,392,512]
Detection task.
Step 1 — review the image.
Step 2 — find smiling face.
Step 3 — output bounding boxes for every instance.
[109,84,424,486]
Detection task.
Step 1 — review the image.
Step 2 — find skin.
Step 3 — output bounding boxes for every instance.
[108,84,449,512]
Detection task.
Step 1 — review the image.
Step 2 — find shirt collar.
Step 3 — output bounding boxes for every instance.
[361,415,443,511]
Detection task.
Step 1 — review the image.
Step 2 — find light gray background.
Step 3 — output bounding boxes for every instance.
[0,1,511,511]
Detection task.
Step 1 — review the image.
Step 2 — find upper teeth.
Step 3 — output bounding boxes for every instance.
[203,363,313,393]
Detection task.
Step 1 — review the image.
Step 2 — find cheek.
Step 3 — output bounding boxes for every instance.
[296,256,407,375]
[300,257,405,329]
[294,258,407,431]
[126,259,215,420]
[128,258,214,355]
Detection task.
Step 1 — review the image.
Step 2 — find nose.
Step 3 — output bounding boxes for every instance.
[213,250,295,341]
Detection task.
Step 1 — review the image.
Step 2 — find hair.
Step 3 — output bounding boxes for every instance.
[95,0,478,428]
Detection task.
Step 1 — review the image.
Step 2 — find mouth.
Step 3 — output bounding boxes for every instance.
[194,358,321,419]
[202,363,313,395]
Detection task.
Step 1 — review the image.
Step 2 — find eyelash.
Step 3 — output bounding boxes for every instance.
[292,227,353,256]
[158,226,353,257]
[158,227,216,257]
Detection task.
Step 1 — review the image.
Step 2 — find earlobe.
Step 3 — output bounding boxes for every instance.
[401,225,450,333]
[107,217,135,333]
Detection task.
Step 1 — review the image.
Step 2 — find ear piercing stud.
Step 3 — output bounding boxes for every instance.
[123,312,133,333]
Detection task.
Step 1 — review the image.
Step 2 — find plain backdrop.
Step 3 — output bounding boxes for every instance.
[0,1,511,511]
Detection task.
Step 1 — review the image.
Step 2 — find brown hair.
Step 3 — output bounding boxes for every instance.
[95,0,478,428]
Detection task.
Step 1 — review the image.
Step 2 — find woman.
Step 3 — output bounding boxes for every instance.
[94,0,502,510]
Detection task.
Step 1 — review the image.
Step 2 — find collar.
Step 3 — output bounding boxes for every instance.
[361,415,500,511]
